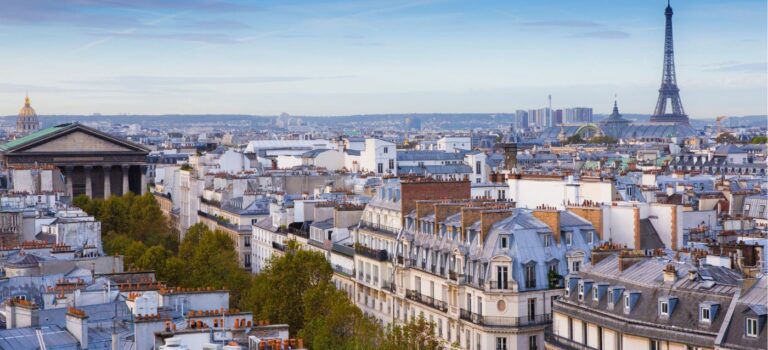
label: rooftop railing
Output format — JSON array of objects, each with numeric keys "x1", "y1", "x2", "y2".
[
  {"x1": 358, "y1": 221, "x2": 400, "y2": 236},
  {"x1": 355, "y1": 245, "x2": 389, "y2": 261}
]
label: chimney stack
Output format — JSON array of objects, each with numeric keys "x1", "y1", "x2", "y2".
[
  {"x1": 663, "y1": 264, "x2": 677, "y2": 283},
  {"x1": 66, "y1": 307, "x2": 89, "y2": 349}
]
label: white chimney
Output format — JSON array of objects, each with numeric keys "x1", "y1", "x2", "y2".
[{"x1": 66, "y1": 308, "x2": 89, "y2": 349}]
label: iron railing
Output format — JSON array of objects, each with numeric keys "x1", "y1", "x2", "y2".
[
  {"x1": 358, "y1": 221, "x2": 400, "y2": 235},
  {"x1": 272, "y1": 241, "x2": 286, "y2": 251},
  {"x1": 355, "y1": 245, "x2": 389, "y2": 261},
  {"x1": 544, "y1": 331, "x2": 598, "y2": 350},
  {"x1": 459, "y1": 312, "x2": 552, "y2": 328},
  {"x1": 406, "y1": 290, "x2": 448, "y2": 313}
]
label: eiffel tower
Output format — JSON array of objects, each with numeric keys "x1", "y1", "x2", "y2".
[{"x1": 650, "y1": 0, "x2": 689, "y2": 125}]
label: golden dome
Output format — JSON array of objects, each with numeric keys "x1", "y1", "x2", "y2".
[{"x1": 19, "y1": 95, "x2": 37, "y2": 117}]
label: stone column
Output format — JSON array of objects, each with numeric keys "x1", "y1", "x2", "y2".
[
  {"x1": 64, "y1": 166, "x2": 74, "y2": 198},
  {"x1": 84, "y1": 166, "x2": 93, "y2": 198},
  {"x1": 122, "y1": 165, "x2": 130, "y2": 195},
  {"x1": 103, "y1": 166, "x2": 111, "y2": 199},
  {"x1": 140, "y1": 165, "x2": 147, "y2": 195}
]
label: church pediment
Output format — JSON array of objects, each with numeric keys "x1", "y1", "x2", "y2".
[
  {"x1": 0, "y1": 123, "x2": 148, "y2": 155},
  {"x1": 22, "y1": 130, "x2": 136, "y2": 153}
]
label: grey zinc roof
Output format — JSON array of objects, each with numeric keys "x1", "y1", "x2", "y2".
[
  {"x1": 0, "y1": 325, "x2": 79, "y2": 350},
  {"x1": 398, "y1": 165, "x2": 473, "y2": 175},
  {"x1": 397, "y1": 150, "x2": 465, "y2": 161}
]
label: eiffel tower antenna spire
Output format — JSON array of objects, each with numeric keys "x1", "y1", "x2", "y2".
[{"x1": 650, "y1": 0, "x2": 689, "y2": 125}]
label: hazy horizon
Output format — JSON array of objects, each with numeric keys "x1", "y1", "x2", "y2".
[{"x1": 1, "y1": 0, "x2": 765, "y2": 118}]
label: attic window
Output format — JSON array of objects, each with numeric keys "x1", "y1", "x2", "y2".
[
  {"x1": 747, "y1": 318, "x2": 758, "y2": 337},
  {"x1": 700, "y1": 307, "x2": 711, "y2": 323},
  {"x1": 500, "y1": 236, "x2": 508, "y2": 249},
  {"x1": 542, "y1": 234, "x2": 551, "y2": 247},
  {"x1": 660, "y1": 301, "x2": 669, "y2": 316},
  {"x1": 592, "y1": 287, "x2": 599, "y2": 301},
  {"x1": 565, "y1": 232, "x2": 573, "y2": 246}
]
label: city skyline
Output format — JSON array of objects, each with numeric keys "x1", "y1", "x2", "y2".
[{"x1": 0, "y1": 0, "x2": 765, "y2": 118}]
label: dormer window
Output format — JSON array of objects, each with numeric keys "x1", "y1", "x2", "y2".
[
  {"x1": 500, "y1": 236, "x2": 508, "y2": 249},
  {"x1": 747, "y1": 318, "x2": 758, "y2": 337},
  {"x1": 699, "y1": 302, "x2": 719, "y2": 323},
  {"x1": 578, "y1": 283, "x2": 584, "y2": 301},
  {"x1": 624, "y1": 294, "x2": 630, "y2": 309},
  {"x1": 660, "y1": 301, "x2": 669, "y2": 316},
  {"x1": 565, "y1": 232, "x2": 573, "y2": 246},
  {"x1": 592, "y1": 287, "x2": 599, "y2": 301},
  {"x1": 542, "y1": 234, "x2": 551, "y2": 247}
]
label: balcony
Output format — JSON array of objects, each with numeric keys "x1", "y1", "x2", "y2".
[
  {"x1": 449, "y1": 270, "x2": 457, "y2": 281},
  {"x1": 460, "y1": 308, "x2": 483, "y2": 324},
  {"x1": 332, "y1": 264, "x2": 354, "y2": 277},
  {"x1": 287, "y1": 227, "x2": 309, "y2": 239},
  {"x1": 459, "y1": 311, "x2": 552, "y2": 328},
  {"x1": 272, "y1": 241, "x2": 286, "y2": 251},
  {"x1": 358, "y1": 221, "x2": 401, "y2": 236},
  {"x1": 405, "y1": 290, "x2": 448, "y2": 313},
  {"x1": 544, "y1": 330, "x2": 598, "y2": 350},
  {"x1": 383, "y1": 281, "x2": 396, "y2": 293},
  {"x1": 355, "y1": 245, "x2": 389, "y2": 261},
  {"x1": 489, "y1": 279, "x2": 509, "y2": 290}
]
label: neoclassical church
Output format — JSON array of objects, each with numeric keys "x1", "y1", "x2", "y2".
[
  {"x1": 1, "y1": 96, "x2": 149, "y2": 199},
  {"x1": 15, "y1": 95, "x2": 40, "y2": 136}
]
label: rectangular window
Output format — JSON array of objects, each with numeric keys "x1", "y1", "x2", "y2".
[
  {"x1": 649, "y1": 339, "x2": 659, "y2": 350},
  {"x1": 496, "y1": 337, "x2": 507, "y2": 350},
  {"x1": 572, "y1": 261, "x2": 581, "y2": 273},
  {"x1": 660, "y1": 301, "x2": 669, "y2": 316},
  {"x1": 525, "y1": 264, "x2": 536, "y2": 289},
  {"x1": 528, "y1": 298, "x2": 536, "y2": 321},
  {"x1": 747, "y1": 318, "x2": 758, "y2": 337},
  {"x1": 476, "y1": 160, "x2": 482, "y2": 174},
  {"x1": 389, "y1": 159, "x2": 395, "y2": 170},
  {"x1": 566, "y1": 232, "x2": 573, "y2": 246},
  {"x1": 624, "y1": 295, "x2": 630, "y2": 309},
  {"x1": 528, "y1": 335, "x2": 538, "y2": 350},
  {"x1": 496, "y1": 266, "x2": 508, "y2": 289},
  {"x1": 593, "y1": 287, "x2": 599, "y2": 301},
  {"x1": 542, "y1": 234, "x2": 551, "y2": 247},
  {"x1": 377, "y1": 163, "x2": 383, "y2": 173},
  {"x1": 700, "y1": 307, "x2": 710, "y2": 322},
  {"x1": 383, "y1": 147, "x2": 388, "y2": 154},
  {"x1": 500, "y1": 236, "x2": 508, "y2": 249}
]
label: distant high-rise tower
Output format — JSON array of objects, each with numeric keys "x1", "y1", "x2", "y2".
[
  {"x1": 16, "y1": 95, "x2": 40, "y2": 136},
  {"x1": 650, "y1": 1, "x2": 689, "y2": 125}
]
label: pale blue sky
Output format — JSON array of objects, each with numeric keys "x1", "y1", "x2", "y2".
[{"x1": 0, "y1": 0, "x2": 765, "y2": 118}]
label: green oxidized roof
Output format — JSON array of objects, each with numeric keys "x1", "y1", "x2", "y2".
[{"x1": 0, "y1": 123, "x2": 73, "y2": 152}]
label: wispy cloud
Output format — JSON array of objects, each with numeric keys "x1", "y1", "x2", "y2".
[
  {"x1": 521, "y1": 20, "x2": 600, "y2": 28},
  {"x1": 569, "y1": 30, "x2": 630, "y2": 39},
  {"x1": 704, "y1": 62, "x2": 766, "y2": 73},
  {"x1": 68, "y1": 75, "x2": 355, "y2": 87}
]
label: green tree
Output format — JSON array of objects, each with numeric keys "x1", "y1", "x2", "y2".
[
  {"x1": 136, "y1": 245, "x2": 172, "y2": 274},
  {"x1": 123, "y1": 240, "x2": 147, "y2": 268},
  {"x1": 589, "y1": 135, "x2": 618, "y2": 144},
  {"x1": 299, "y1": 282, "x2": 381, "y2": 350},
  {"x1": 564, "y1": 134, "x2": 584, "y2": 144},
  {"x1": 716, "y1": 132, "x2": 738, "y2": 144},
  {"x1": 244, "y1": 242, "x2": 333, "y2": 336},
  {"x1": 379, "y1": 315, "x2": 450, "y2": 350},
  {"x1": 750, "y1": 135, "x2": 767, "y2": 144}
]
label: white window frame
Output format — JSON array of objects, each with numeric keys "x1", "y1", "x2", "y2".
[
  {"x1": 660, "y1": 301, "x2": 669, "y2": 316},
  {"x1": 700, "y1": 306, "x2": 711, "y2": 323},
  {"x1": 593, "y1": 287, "x2": 599, "y2": 301},
  {"x1": 746, "y1": 318, "x2": 758, "y2": 337}
]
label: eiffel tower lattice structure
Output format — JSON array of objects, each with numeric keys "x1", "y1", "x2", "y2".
[{"x1": 650, "y1": 1, "x2": 689, "y2": 125}]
